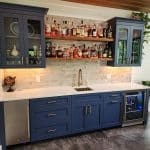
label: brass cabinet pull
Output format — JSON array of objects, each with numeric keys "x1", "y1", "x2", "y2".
[
  {"x1": 21, "y1": 56, "x2": 24, "y2": 64},
  {"x1": 48, "y1": 128, "x2": 56, "y2": 133},
  {"x1": 47, "y1": 113, "x2": 56, "y2": 117},
  {"x1": 26, "y1": 57, "x2": 29, "y2": 64},
  {"x1": 47, "y1": 101, "x2": 57, "y2": 104}
]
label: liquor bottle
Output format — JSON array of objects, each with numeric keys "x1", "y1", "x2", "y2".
[
  {"x1": 107, "y1": 25, "x2": 113, "y2": 38},
  {"x1": 92, "y1": 24, "x2": 97, "y2": 37},
  {"x1": 103, "y1": 28, "x2": 107, "y2": 38},
  {"x1": 73, "y1": 46, "x2": 79, "y2": 58},
  {"x1": 103, "y1": 44, "x2": 108, "y2": 58},
  {"x1": 72, "y1": 22, "x2": 77, "y2": 36},
  {"x1": 97, "y1": 24, "x2": 103, "y2": 38},
  {"x1": 51, "y1": 19, "x2": 57, "y2": 36},
  {"x1": 88, "y1": 25, "x2": 93, "y2": 37},
  {"x1": 108, "y1": 46, "x2": 112, "y2": 58},
  {"x1": 76, "y1": 25, "x2": 81, "y2": 37},
  {"x1": 82, "y1": 44, "x2": 88, "y2": 58},
  {"x1": 98, "y1": 44, "x2": 103, "y2": 58},
  {"x1": 57, "y1": 24, "x2": 62, "y2": 36},
  {"x1": 45, "y1": 16, "x2": 51, "y2": 36},
  {"x1": 57, "y1": 46, "x2": 63, "y2": 58},
  {"x1": 45, "y1": 41, "x2": 52, "y2": 57},
  {"x1": 67, "y1": 21, "x2": 72, "y2": 36},
  {"x1": 84, "y1": 24, "x2": 88, "y2": 37},
  {"x1": 80, "y1": 20, "x2": 85, "y2": 37},
  {"x1": 78, "y1": 46, "x2": 82, "y2": 57},
  {"x1": 62, "y1": 21, "x2": 67, "y2": 36}
]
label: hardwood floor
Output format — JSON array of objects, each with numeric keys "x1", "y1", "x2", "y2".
[{"x1": 8, "y1": 113, "x2": 150, "y2": 150}]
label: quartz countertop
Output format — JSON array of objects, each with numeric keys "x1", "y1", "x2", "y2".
[{"x1": 0, "y1": 82, "x2": 150, "y2": 102}]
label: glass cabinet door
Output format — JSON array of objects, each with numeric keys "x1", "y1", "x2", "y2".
[
  {"x1": 23, "y1": 16, "x2": 44, "y2": 67},
  {"x1": 130, "y1": 27, "x2": 143, "y2": 65},
  {"x1": 1, "y1": 14, "x2": 24, "y2": 66},
  {"x1": 116, "y1": 25, "x2": 130, "y2": 66}
]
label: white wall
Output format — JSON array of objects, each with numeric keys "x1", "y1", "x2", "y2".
[{"x1": 0, "y1": 0, "x2": 149, "y2": 83}]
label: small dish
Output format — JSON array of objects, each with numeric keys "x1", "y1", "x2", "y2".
[{"x1": 10, "y1": 22, "x2": 35, "y2": 36}]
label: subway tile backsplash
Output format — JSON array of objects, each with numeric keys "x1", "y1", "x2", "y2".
[{"x1": 2, "y1": 59, "x2": 131, "y2": 90}]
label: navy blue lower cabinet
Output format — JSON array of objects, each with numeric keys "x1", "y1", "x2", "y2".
[
  {"x1": 71, "y1": 94, "x2": 103, "y2": 133},
  {"x1": 102, "y1": 92, "x2": 123, "y2": 128},
  {"x1": 0, "y1": 102, "x2": 6, "y2": 150},
  {"x1": 29, "y1": 96, "x2": 71, "y2": 142}
]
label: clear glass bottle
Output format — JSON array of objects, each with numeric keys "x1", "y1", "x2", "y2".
[
  {"x1": 80, "y1": 20, "x2": 85, "y2": 37},
  {"x1": 92, "y1": 24, "x2": 97, "y2": 37}
]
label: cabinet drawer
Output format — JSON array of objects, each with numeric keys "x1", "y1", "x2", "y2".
[
  {"x1": 31, "y1": 123, "x2": 70, "y2": 142},
  {"x1": 30, "y1": 108, "x2": 70, "y2": 128},
  {"x1": 104, "y1": 93, "x2": 121, "y2": 99},
  {"x1": 72, "y1": 95, "x2": 102, "y2": 106},
  {"x1": 30, "y1": 96, "x2": 70, "y2": 112}
]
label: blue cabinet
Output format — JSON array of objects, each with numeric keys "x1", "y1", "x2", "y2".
[
  {"x1": 0, "y1": 102, "x2": 6, "y2": 150},
  {"x1": 102, "y1": 92, "x2": 123, "y2": 128},
  {"x1": 0, "y1": 2, "x2": 48, "y2": 68},
  {"x1": 107, "y1": 17, "x2": 145, "y2": 67},
  {"x1": 71, "y1": 94, "x2": 103, "y2": 133},
  {"x1": 29, "y1": 96, "x2": 71, "y2": 142}
]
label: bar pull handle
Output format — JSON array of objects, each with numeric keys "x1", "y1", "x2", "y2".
[
  {"x1": 48, "y1": 113, "x2": 56, "y2": 117},
  {"x1": 48, "y1": 128, "x2": 56, "y2": 133},
  {"x1": 85, "y1": 106, "x2": 88, "y2": 115},
  {"x1": 89, "y1": 106, "x2": 92, "y2": 115},
  {"x1": 47, "y1": 101, "x2": 57, "y2": 104},
  {"x1": 110, "y1": 100, "x2": 119, "y2": 103},
  {"x1": 111, "y1": 94, "x2": 119, "y2": 97}
]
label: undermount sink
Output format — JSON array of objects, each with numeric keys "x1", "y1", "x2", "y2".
[{"x1": 74, "y1": 87, "x2": 93, "y2": 92}]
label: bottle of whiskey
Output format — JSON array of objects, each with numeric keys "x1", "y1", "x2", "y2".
[
  {"x1": 88, "y1": 25, "x2": 93, "y2": 37},
  {"x1": 62, "y1": 21, "x2": 67, "y2": 36},
  {"x1": 76, "y1": 25, "x2": 81, "y2": 37},
  {"x1": 80, "y1": 20, "x2": 85, "y2": 37},
  {"x1": 67, "y1": 21, "x2": 72, "y2": 36},
  {"x1": 72, "y1": 22, "x2": 77, "y2": 36},
  {"x1": 92, "y1": 24, "x2": 97, "y2": 37},
  {"x1": 103, "y1": 28, "x2": 107, "y2": 38},
  {"x1": 107, "y1": 25, "x2": 113, "y2": 38}
]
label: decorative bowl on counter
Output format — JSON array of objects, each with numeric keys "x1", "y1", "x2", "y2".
[{"x1": 142, "y1": 81, "x2": 150, "y2": 86}]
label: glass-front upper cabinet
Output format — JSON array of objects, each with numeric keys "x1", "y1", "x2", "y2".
[
  {"x1": 117, "y1": 26, "x2": 130, "y2": 66},
  {"x1": 1, "y1": 14, "x2": 24, "y2": 67},
  {"x1": 107, "y1": 17, "x2": 145, "y2": 67},
  {"x1": 130, "y1": 27, "x2": 143, "y2": 65},
  {"x1": 23, "y1": 16, "x2": 45, "y2": 67},
  {"x1": 0, "y1": 3, "x2": 48, "y2": 68}
]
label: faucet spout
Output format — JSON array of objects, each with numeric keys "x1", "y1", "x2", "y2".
[{"x1": 78, "y1": 69, "x2": 83, "y2": 87}]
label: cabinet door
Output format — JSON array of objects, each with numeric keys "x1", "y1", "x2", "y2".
[
  {"x1": 23, "y1": 15, "x2": 45, "y2": 67},
  {"x1": 103, "y1": 94, "x2": 122, "y2": 128},
  {"x1": 129, "y1": 26, "x2": 144, "y2": 66},
  {"x1": 115, "y1": 25, "x2": 130, "y2": 66},
  {"x1": 85, "y1": 104, "x2": 100, "y2": 130},
  {"x1": 1, "y1": 13, "x2": 24, "y2": 67},
  {"x1": 72, "y1": 105, "x2": 86, "y2": 133}
]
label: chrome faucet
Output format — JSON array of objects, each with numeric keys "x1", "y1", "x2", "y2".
[{"x1": 78, "y1": 69, "x2": 83, "y2": 86}]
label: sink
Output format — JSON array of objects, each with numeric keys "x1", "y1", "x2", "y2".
[{"x1": 74, "y1": 87, "x2": 93, "y2": 92}]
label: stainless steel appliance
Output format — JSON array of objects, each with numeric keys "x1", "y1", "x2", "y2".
[
  {"x1": 122, "y1": 90, "x2": 146, "y2": 127},
  {"x1": 4, "y1": 100, "x2": 30, "y2": 146}
]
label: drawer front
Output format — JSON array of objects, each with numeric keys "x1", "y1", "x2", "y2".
[
  {"x1": 30, "y1": 108, "x2": 70, "y2": 128},
  {"x1": 30, "y1": 96, "x2": 70, "y2": 112},
  {"x1": 104, "y1": 92, "x2": 122, "y2": 102},
  {"x1": 31, "y1": 123, "x2": 70, "y2": 142},
  {"x1": 72, "y1": 95, "x2": 102, "y2": 106}
]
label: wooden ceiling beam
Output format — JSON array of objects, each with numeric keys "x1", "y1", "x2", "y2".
[{"x1": 63, "y1": 0, "x2": 150, "y2": 12}]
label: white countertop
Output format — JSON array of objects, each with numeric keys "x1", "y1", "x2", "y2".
[{"x1": 0, "y1": 82, "x2": 149, "y2": 102}]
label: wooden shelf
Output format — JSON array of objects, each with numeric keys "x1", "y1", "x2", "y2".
[
  {"x1": 47, "y1": 57, "x2": 113, "y2": 61},
  {"x1": 45, "y1": 35, "x2": 114, "y2": 42}
]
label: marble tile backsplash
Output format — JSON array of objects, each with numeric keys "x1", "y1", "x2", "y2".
[{"x1": 2, "y1": 59, "x2": 131, "y2": 90}]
